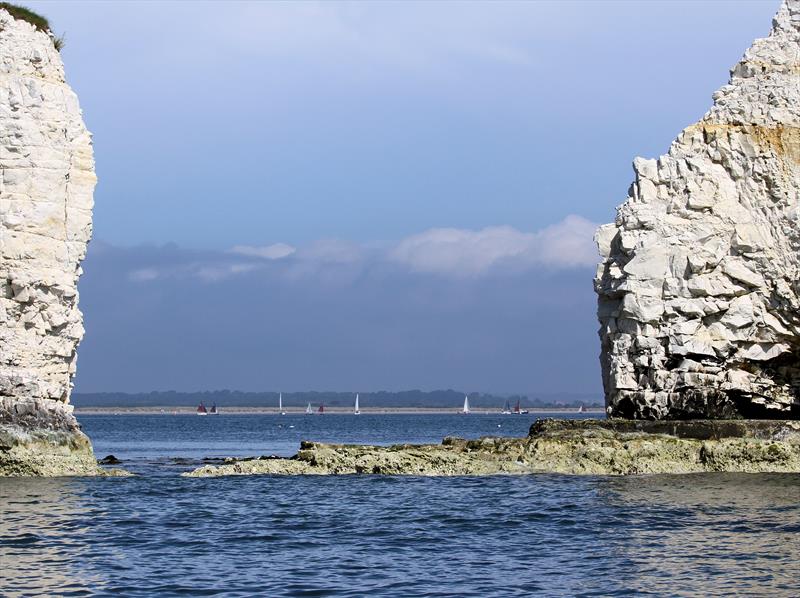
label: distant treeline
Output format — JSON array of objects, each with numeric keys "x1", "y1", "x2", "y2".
[{"x1": 71, "y1": 390, "x2": 602, "y2": 409}]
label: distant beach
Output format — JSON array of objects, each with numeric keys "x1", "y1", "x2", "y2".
[{"x1": 73, "y1": 406, "x2": 605, "y2": 415}]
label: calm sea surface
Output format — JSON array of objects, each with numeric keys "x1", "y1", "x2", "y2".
[{"x1": 1, "y1": 413, "x2": 799, "y2": 596}]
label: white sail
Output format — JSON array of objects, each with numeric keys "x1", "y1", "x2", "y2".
[
  {"x1": 305, "y1": 402, "x2": 313, "y2": 415},
  {"x1": 279, "y1": 392, "x2": 283, "y2": 411},
  {"x1": 354, "y1": 393, "x2": 360, "y2": 414},
  {"x1": 463, "y1": 395, "x2": 470, "y2": 414}
]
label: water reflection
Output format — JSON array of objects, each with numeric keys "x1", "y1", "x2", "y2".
[
  {"x1": 586, "y1": 473, "x2": 800, "y2": 595},
  {"x1": 0, "y1": 478, "x2": 109, "y2": 595}
]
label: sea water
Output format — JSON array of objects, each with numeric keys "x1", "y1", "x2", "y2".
[{"x1": 0, "y1": 413, "x2": 798, "y2": 596}]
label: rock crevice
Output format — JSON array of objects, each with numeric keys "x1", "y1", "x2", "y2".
[{"x1": 595, "y1": 0, "x2": 800, "y2": 419}]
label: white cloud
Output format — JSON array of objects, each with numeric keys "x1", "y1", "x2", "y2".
[
  {"x1": 389, "y1": 215, "x2": 597, "y2": 277},
  {"x1": 128, "y1": 261, "x2": 263, "y2": 284},
  {"x1": 531, "y1": 215, "x2": 601, "y2": 268},
  {"x1": 229, "y1": 243, "x2": 296, "y2": 260},
  {"x1": 390, "y1": 226, "x2": 531, "y2": 276},
  {"x1": 129, "y1": 268, "x2": 160, "y2": 282},
  {"x1": 124, "y1": 215, "x2": 597, "y2": 284},
  {"x1": 194, "y1": 263, "x2": 259, "y2": 283}
]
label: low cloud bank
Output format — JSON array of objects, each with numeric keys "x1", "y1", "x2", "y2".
[
  {"x1": 123, "y1": 215, "x2": 597, "y2": 284},
  {"x1": 77, "y1": 214, "x2": 601, "y2": 394},
  {"x1": 390, "y1": 215, "x2": 596, "y2": 276}
]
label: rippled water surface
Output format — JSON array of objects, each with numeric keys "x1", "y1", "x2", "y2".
[{"x1": 1, "y1": 414, "x2": 799, "y2": 596}]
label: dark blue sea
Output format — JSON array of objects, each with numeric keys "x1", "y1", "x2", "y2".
[{"x1": 1, "y1": 413, "x2": 799, "y2": 596}]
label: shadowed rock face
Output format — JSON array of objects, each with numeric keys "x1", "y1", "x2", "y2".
[
  {"x1": 595, "y1": 0, "x2": 800, "y2": 420},
  {"x1": 0, "y1": 9, "x2": 98, "y2": 474}
]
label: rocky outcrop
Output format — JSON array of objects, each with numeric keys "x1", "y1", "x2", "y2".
[
  {"x1": 0, "y1": 7, "x2": 99, "y2": 475},
  {"x1": 0, "y1": 397, "x2": 98, "y2": 475},
  {"x1": 184, "y1": 419, "x2": 800, "y2": 477},
  {"x1": 595, "y1": 0, "x2": 800, "y2": 419}
]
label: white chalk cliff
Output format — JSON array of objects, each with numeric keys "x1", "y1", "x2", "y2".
[
  {"x1": 596, "y1": 0, "x2": 800, "y2": 419},
  {"x1": 0, "y1": 7, "x2": 97, "y2": 474}
]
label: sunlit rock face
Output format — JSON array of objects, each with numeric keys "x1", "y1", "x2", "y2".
[
  {"x1": 0, "y1": 8, "x2": 97, "y2": 474},
  {"x1": 595, "y1": 0, "x2": 800, "y2": 419}
]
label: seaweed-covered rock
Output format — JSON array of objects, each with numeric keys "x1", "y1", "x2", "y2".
[
  {"x1": 0, "y1": 397, "x2": 99, "y2": 475},
  {"x1": 183, "y1": 419, "x2": 800, "y2": 477}
]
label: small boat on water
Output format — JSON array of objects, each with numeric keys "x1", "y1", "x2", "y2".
[
  {"x1": 279, "y1": 392, "x2": 286, "y2": 416},
  {"x1": 209, "y1": 403, "x2": 219, "y2": 415},
  {"x1": 305, "y1": 403, "x2": 313, "y2": 415},
  {"x1": 513, "y1": 399, "x2": 529, "y2": 415},
  {"x1": 578, "y1": 404, "x2": 587, "y2": 413},
  {"x1": 462, "y1": 395, "x2": 470, "y2": 414},
  {"x1": 197, "y1": 403, "x2": 208, "y2": 416},
  {"x1": 354, "y1": 393, "x2": 360, "y2": 415},
  {"x1": 501, "y1": 400, "x2": 512, "y2": 415},
  {"x1": 317, "y1": 404, "x2": 325, "y2": 415}
]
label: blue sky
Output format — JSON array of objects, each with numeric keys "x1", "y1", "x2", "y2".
[{"x1": 27, "y1": 0, "x2": 778, "y2": 395}]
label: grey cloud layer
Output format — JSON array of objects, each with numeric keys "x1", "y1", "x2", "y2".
[
  {"x1": 77, "y1": 216, "x2": 601, "y2": 395},
  {"x1": 125, "y1": 215, "x2": 597, "y2": 284}
]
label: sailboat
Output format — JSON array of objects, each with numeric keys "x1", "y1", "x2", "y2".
[
  {"x1": 462, "y1": 395, "x2": 470, "y2": 414},
  {"x1": 317, "y1": 404, "x2": 325, "y2": 415},
  {"x1": 196, "y1": 402, "x2": 208, "y2": 416},
  {"x1": 514, "y1": 399, "x2": 529, "y2": 415},
  {"x1": 354, "y1": 393, "x2": 360, "y2": 415},
  {"x1": 209, "y1": 403, "x2": 219, "y2": 415},
  {"x1": 501, "y1": 400, "x2": 512, "y2": 415},
  {"x1": 305, "y1": 403, "x2": 313, "y2": 415},
  {"x1": 279, "y1": 392, "x2": 286, "y2": 415},
  {"x1": 577, "y1": 404, "x2": 587, "y2": 413}
]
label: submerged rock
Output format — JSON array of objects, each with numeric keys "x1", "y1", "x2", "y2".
[
  {"x1": 183, "y1": 419, "x2": 800, "y2": 477},
  {"x1": 595, "y1": 0, "x2": 800, "y2": 419},
  {"x1": 0, "y1": 7, "x2": 100, "y2": 475}
]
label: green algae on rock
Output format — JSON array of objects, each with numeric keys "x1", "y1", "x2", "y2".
[
  {"x1": 183, "y1": 418, "x2": 800, "y2": 477},
  {"x1": 0, "y1": 398, "x2": 112, "y2": 476}
]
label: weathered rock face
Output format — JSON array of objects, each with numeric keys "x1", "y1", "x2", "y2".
[
  {"x1": 595, "y1": 0, "x2": 800, "y2": 420},
  {"x1": 0, "y1": 9, "x2": 98, "y2": 474}
]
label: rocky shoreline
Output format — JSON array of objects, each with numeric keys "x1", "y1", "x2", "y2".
[
  {"x1": 184, "y1": 418, "x2": 800, "y2": 477},
  {"x1": 0, "y1": 398, "x2": 111, "y2": 476}
]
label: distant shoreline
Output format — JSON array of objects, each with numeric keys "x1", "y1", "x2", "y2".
[{"x1": 74, "y1": 406, "x2": 605, "y2": 415}]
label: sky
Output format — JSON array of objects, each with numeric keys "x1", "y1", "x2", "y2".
[{"x1": 26, "y1": 0, "x2": 779, "y2": 396}]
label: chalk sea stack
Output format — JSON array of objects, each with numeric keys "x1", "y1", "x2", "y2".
[
  {"x1": 596, "y1": 0, "x2": 800, "y2": 420},
  {"x1": 0, "y1": 5, "x2": 99, "y2": 475}
]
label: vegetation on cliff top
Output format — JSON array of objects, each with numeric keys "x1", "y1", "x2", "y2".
[{"x1": 0, "y1": 2, "x2": 64, "y2": 50}]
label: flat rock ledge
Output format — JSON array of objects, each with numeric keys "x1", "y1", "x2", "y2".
[
  {"x1": 0, "y1": 398, "x2": 115, "y2": 476},
  {"x1": 184, "y1": 418, "x2": 800, "y2": 477}
]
